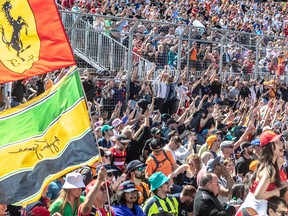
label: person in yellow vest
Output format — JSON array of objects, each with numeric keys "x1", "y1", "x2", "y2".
[{"x1": 142, "y1": 172, "x2": 179, "y2": 216}]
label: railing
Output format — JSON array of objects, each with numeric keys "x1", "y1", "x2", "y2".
[{"x1": 58, "y1": 10, "x2": 288, "y2": 83}]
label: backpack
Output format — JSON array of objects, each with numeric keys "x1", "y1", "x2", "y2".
[{"x1": 149, "y1": 149, "x2": 169, "y2": 173}]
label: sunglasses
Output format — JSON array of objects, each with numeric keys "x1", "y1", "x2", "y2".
[
  {"x1": 107, "y1": 172, "x2": 114, "y2": 177},
  {"x1": 135, "y1": 167, "x2": 145, "y2": 172}
]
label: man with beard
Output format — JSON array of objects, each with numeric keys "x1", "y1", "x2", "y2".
[
  {"x1": 142, "y1": 172, "x2": 179, "y2": 215},
  {"x1": 235, "y1": 142, "x2": 254, "y2": 179},
  {"x1": 126, "y1": 160, "x2": 150, "y2": 205},
  {"x1": 172, "y1": 185, "x2": 196, "y2": 216}
]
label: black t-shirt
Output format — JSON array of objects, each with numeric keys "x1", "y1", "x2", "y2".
[
  {"x1": 235, "y1": 156, "x2": 251, "y2": 177},
  {"x1": 210, "y1": 81, "x2": 222, "y2": 96},
  {"x1": 173, "y1": 193, "x2": 193, "y2": 216},
  {"x1": 280, "y1": 87, "x2": 288, "y2": 102}
]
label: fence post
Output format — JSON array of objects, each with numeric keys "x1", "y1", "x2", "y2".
[
  {"x1": 71, "y1": 12, "x2": 82, "y2": 50},
  {"x1": 219, "y1": 33, "x2": 228, "y2": 80},
  {"x1": 177, "y1": 34, "x2": 183, "y2": 71},
  {"x1": 125, "y1": 20, "x2": 140, "y2": 104},
  {"x1": 84, "y1": 22, "x2": 89, "y2": 55},
  {"x1": 186, "y1": 26, "x2": 191, "y2": 74},
  {"x1": 254, "y1": 36, "x2": 263, "y2": 80}
]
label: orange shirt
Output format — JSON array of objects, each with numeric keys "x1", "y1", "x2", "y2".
[
  {"x1": 135, "y1": 182, "x2": 151, "y2": 205},
  {"x1": 145, "y1": 149, "x2": 176, "y2": 177},
  {"x1": 190, "y1": 48, "x2": 197, "y2": 61}
]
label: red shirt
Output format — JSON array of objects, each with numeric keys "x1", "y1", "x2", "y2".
[{"x1": 109, "y1": 146, "x2": 127, "y2": 172}]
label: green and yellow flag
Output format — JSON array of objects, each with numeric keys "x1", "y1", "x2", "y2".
[{"x1": 0, "y1": 67, "x2": 98, "y2": 205}]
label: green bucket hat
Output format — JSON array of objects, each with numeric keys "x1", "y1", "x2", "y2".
[{"x1": 149, "y1": 172, "x2": 170, "y2": 191}]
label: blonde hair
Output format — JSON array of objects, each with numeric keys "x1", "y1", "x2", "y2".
[{"x1": 57, "y1": 189, "x2": 81, "y2": 215}]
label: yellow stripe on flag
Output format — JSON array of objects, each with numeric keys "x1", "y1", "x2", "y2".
[{"x1": 0, "y1": 100, "x2": 90, "y2": 178}]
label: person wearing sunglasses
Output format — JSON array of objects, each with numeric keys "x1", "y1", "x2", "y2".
[
  {"x1": 126, "y1": 160, "x2": 151, "y2": 205},
  {"x1": 206, "y1": 156, "x2": 235, "y2": 205},
  {"x1": 267, "y1": 196, "x2": 288, "y2": 216},
  {"x1": 235, "y1": 142, "x2": 254, "y2": 179},
  {"x1": 219, "y1": 140, "x2": 234, "y2": 161},
  {"x1": 112, "y1": 181, "x2": 145, "y2": 216},
  {"x1": 109, "y1": 134, "x2": 131, "y2": 172}
]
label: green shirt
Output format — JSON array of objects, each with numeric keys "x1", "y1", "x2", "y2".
[{"x1": 49, "y1": 195, "x2": 85, "y2": 216}]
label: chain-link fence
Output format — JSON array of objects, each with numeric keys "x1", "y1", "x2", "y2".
[{"x1": 58, "y1": 9, "x2": 288, "y2": 114}]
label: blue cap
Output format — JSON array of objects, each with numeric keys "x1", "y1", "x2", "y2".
[
  {"x1": 251, "y1": 139, "x2": 260, "y2": 146},
  {"x1": 149, "y1": 172, "x2": 170, "y2": 191}
]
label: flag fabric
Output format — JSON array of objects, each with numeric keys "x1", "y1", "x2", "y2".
[
  {"x1": 0, "y1": 67, "x2": 98, "y2": 205},
  {"x1": 0, "y1": 0, "x2": 75, "y2": 84}
]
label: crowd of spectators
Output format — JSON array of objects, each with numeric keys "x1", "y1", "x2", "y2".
[
  {"x1": 59, "y1": 0, "x2": 287, "y2": 77},
  {"x1": 2, "y1": 63, "x2": 288, "y2": 215},
  {"x1": 1, "y1": 0, "x2": 288, "y2": 216}
]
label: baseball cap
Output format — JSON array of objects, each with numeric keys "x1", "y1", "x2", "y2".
[
  {"x1": 236, "y1": 207, "x2": 259, "y2": 216},
  {"x1": 210, "y1": 129, "x2": 222, "y2": 135},
  {"x1": 151, "y1": 127, "x2": 161, "y2": 134},
  {"x1": 249, "y1": 160, "x2": 259, "y2": 172},
  {"x1": 116, "y1": 134, "x2": 131, "y2": 143},
  {"x1": 251, "y1": 139, "x2": 260, "y2": 146},
  {"x1": 259, "y1": 130, "x2": 282, "y2": 147},
  {"x1": 101, "y1": 125, "x2": 114, "y2": 133},
  {"x1": 167, "y1": 119, "x2": 177, "y2": 125},
  {"x1": 95, "y1": 164, "x2": 119, "y2": 178},
  {"x1": 119, "y1": 181, "x2": 138, "y2": 193},
  {"x1": 206, "y1": 135, "x2": 218, "y2": 150},
  {"x1": 240, "y1": 142, "x2": 252, "y2": 153},
  {"x1": 217, "y1": 123, "x2": 227, "y2": 130},
  {"x1": 220, "y1": 140, "x2": 234, "y2": 150}
]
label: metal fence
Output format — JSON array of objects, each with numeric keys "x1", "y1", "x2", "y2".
[{"x1": 58, "y1": 9, "x2": 287, "y2": 115}]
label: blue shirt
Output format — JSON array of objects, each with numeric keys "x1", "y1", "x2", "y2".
[
  {"x1": 98, "y1": 138, "x2": 112, "y2": 148},
  {"x1": 112, "y1": 204, "x2": 145, "y2": 216}
]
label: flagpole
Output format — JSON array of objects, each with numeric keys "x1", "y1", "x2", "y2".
[{"x1": 76, "y1": 68, "x2": 113, "y2": 216}]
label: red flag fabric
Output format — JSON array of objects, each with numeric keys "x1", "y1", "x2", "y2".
[{"x1": 0, "y1": 0, "x2": 75, "y2": 83}]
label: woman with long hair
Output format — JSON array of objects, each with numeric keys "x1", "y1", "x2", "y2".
[
  {"x1": 169, "y1": 154, "x2": 202, "y2": 189},
  {"x1": 49, "y1": 173, "x2": 86, "y2": 216},
  {"x1": 237, "y1": 130, "x2": 285, "y2": 215},
  {"x1": 112, "y1": 181, "x2": 145, "y2": 216}
]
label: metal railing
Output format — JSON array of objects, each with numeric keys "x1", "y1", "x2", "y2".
[{"x1": 58, "y1": 10, "x2": 287, "y2": 83}]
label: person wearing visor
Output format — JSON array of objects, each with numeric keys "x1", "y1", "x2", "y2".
[
  {"x1": 112, "y1": 181, "x2": 145, "y2": 216},
  {"x1": 142, "y1": 172, "x2": 179, "y2": 216},
  {"x1": 110, "y1": 134, "x2": 131, "y2": 172}
]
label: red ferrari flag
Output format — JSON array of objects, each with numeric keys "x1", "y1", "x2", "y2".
[{"x1": 0, "y1": 0, "x2": 75, "y2": 83}]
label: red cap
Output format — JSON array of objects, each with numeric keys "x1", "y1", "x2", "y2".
[
  {"x1": 31, "y1": 206, "x2": 50, "y2": 216},
  {"x1": 236, "y1": 207, "x2": 259, "y2": 216},
  {"x1": 259, "y1": 130, "x2": 282, "y2": 147}
]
